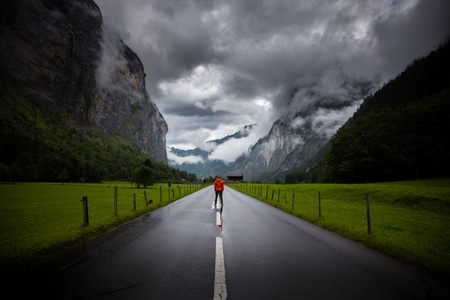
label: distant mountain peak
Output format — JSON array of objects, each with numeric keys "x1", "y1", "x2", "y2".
[
  {"x1": 168, "y1": 124, "x2": 257, "y2": 178},
  {"x1": 206, "y1": 124, "x2": 257, "y2": 145}
]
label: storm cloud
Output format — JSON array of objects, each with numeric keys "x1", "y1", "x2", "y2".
[{"x1": 94, "y1": 0, "x2": 450, "y2": 155}]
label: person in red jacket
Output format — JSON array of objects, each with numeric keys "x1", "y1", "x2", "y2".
[{"x1": 214, "y1": 175, "x2": 225, "y2": 207}]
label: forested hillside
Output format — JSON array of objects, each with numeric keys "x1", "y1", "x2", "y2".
[
  {"x1": 318, "y1": 41, "x2": 450, "y2": 183},
  {"x1": 0, "y1": 92, "x2": 197, "y2": 183}
]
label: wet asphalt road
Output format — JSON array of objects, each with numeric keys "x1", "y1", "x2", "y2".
[{"x1": 12, "y1": 186, "x2": 450, "y2": 299}]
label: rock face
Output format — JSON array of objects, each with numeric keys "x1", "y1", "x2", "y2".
[
  {"x1": 234, "y1": 115, "x2": 329, "y2": 181},
  {"x1": 233, "y1": 78, "x2": 374, "y2": 182},
  {"x1": 0, "y1": 0, "x2": 167, "y2": 161}
]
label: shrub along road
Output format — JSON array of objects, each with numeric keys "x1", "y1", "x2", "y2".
[{"x1": 9, "y1": 187, "x2": 450, "y2": 299}]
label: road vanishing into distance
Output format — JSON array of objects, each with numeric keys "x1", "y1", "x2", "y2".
[{"x1": 11, "y1": 187, "x2": 450, "y2": 299}]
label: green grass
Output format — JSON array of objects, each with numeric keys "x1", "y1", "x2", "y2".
[
  {"x1": 231, "y1": 178, "x2": 450, "y2": 276},
  {"x1": 0, "y1": 182, "x2": 205, "y2": 269}
]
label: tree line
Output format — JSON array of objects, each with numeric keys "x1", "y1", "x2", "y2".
[
  {"x1": 321, "y1": 92, "x2": 449, "y2": 182},
  {"x1": 0, "y1": 91, "x2": 198, "y2": 184},
  {"x1": 282, "y1": 41, "x2": 450, "y2": 184},
  {"x1": 308, "y1": 41, "x2": 450, "y2": 183}
]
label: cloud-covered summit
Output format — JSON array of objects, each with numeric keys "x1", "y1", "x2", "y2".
[{"x1": 95, "y1": 0, "x2": 450, "y2": 161}]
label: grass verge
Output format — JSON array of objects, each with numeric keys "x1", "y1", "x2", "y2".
[
  {"x1": 0, "y1": 182, "x2": 205, "y2": 269},
  {"x1": 230, "y1": 178, "x2": 450, "y2": 276}
]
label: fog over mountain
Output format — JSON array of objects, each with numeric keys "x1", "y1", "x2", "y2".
[
  {"x1": 95, "y1": 0, "x2": 450, "y2": 177},
  {"x1": 167, "y1": 125, "x2": 257, "y2": 179}
]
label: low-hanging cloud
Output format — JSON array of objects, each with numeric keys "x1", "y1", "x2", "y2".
[
  {"x1": 312, "y1": 104, "x2": 362, "y2": 138},
  {"x1": 167, "y1": 149, "x2": 204, "y2": 165},
  {"x1": 207, "y1": 124, "x2": 265, "y2": 164},
  {"x1": 96, "y1": 26, "x2": 121, "y2": 89},
  {"x1": 95, "y1": 0, "x2": 450, "y2": 161}
]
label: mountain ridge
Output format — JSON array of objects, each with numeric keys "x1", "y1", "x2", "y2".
[
  {"x1": 168, "y1": 124, "x2": 257, "y2": 179},
  {"x1": 0, "y1": 0, "x2": 167, "y2": 162},
  {"x1": 206, "y1": 124, "x2": 256, "y2": 145},
  {"x1": 319, "y1": 40, "x2": 450, "y2": 182},
  {"x1": 169, "y1": 74, "x2": 375, "y2": 182}
]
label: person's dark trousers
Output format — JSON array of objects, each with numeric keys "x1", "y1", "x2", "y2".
[{"x1": 214, "y1": 190, "x2": 223, "y2": 206}]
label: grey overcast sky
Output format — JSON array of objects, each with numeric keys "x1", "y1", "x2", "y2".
[{"x1": 94, "y1": 0, "x2": 450, "y2": 163}]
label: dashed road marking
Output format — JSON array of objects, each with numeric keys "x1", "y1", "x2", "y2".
[
  {"x1": 216, "y1": 211, "x2": 222, "y2": 226},
  {"x1": 213, "y1": 202, "x2": 223, "y2": 226},
  {"x1": 214, "y1": 237, "x2": 227, "y2": 300}
]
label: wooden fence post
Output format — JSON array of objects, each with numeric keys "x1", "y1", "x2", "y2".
[
  {"x1": 159, "y1": 186, "x2": 162, "y2": 203},
  {"x1": 318, "y1": 191, "x2": 322, "y2": 217},
  {"x1": 266, "y1": 185, "x2": 269, "y2": 199},
  {"x1": 291, "y1": 190, "x2": 295, "y2": 210},
  {"x1": 271, "y1": 190, "x2": 275, "y2": 201},
  {"x1": 366, "y1": 193, "x2": 371, "y2": 234},
  {"x1": 132, "y1": 193, "x2": 136, "y2": 211},
  {"x1": 114, "y1": 186, "x2": 118, "y2": 217},
  {"x1": 143, "y1": 190, "x2": 148, "y2": 207},
  {"x1": 81, "y1": 196, "x2": 89, "y2": 226}
]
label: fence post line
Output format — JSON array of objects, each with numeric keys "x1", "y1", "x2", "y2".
[
  {"x1": 114, "y1": 186, "x2": 118, "y2": 217},
  {"x1": 159, "y1": 185, "x2": 162, "y2": 203},
  {"x1": 266, "y1": 185, "x2": 269, "y2": 199},
  {"x1": 271, "y1": 189, "x2": 275, "y2": 201},
  {"x1": 81, "y1": 196, "x2": 89, "y2": 226},
  {"x1": 278, "y1": 189, "x2": 280, "y2": 204},
  {"x1": 132, "y1": 193, "x2": 136, "y2": 211},
  {"x1": 318, "y1": 191, "x2": 322, "y2": 217},
  {"x1": 366, "y1": 193, "x2": 372, "y2": 234}
]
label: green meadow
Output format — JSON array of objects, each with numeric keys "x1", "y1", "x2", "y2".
[
  {"x1": 231, "y1": 178, "x2": 450, "y2": 276},
  {"x1": 0, "y1": 182, "x2": 204, "y2": 269}
]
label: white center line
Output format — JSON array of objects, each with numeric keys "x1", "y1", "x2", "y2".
[
  {"x1": 216, "y1": 211, "x2": 222, "y2": 226},
  {"x1": 214, "y1": 237, "x2": 227, "y2": 300}
]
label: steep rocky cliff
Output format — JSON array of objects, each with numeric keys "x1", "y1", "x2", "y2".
[
  {"x1": 233, "y1": 78, "x2": 374, "y2": 182},
  {"x1": 234, "y1": 114, "x2": 329, "y2": 181},
  {"x1": 0, "y1": 0, "x2": 167, "y2": 161}
]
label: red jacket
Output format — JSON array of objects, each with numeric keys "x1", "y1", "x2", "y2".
[{"x1": 214, "y1": 178, "x2": 224, "y2": 191}]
